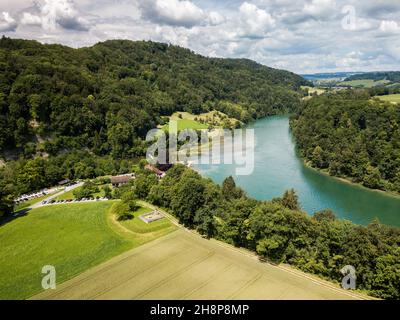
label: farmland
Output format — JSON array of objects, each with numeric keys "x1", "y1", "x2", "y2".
[
  {"x1": 33, "y1": 229, "x2": 367, "y2": 300},
  {"x1": 339, "y1": 79, "x2": 390, "y2": 88}
]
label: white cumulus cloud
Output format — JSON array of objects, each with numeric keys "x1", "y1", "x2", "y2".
[
  {"x1": 0, "y1": 12, "x2": 18, "y2": 32},
  {"x1": 139, "y1": 0, "x2": 206, "y2": 27},
  {"x1": 380, "y1": 20, "x2": 400, "y2": 34},
  {"x1": 238, "y1": 2, "x2": 275, "y2": 38}
]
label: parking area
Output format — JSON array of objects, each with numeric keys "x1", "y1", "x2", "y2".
[{"x1": 41, "y1": 197, "x2": 109, "y2": 206}]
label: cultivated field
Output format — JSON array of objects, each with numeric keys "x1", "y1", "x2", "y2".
[
  {"x1": 339, "y1": 79, "x2": 390, "y2": 88},
  {"x1": 33, "y1": 229, "x2": 366, "y2": 300}
]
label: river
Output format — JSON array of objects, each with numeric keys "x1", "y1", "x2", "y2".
[{"x1": 193, "y1": 115, "x2": 400, "y2": 227}]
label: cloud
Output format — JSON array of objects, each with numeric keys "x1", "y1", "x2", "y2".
[
  {"x1": 20, "y1": 12, "x2": 42, "y2": 26},
  {"x1": 303, "y1": 0, "x2": 337, "y2": 20},
  {"x1": 207, "y1": 11, "x2": 225, "y2": 26},
  {"x1": 238, "y1": 2, "x2": 275, "y2": 38},
  {"x1": 379, "y1": 20, "x2": 400, "y2": 34},
  {"x1": 139, "y1": 0, "x2": 206, "y2": 27},
  {"x1": 18, "y1": 0, "x2": 91, "y2": 31},
  {"x1": 41, "y1": 0, "x2": 90, "y2": 31},
  {"x1": 0, "y1": 12, "x2": 18, "y2": 32}
]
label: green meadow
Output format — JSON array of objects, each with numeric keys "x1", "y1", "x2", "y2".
[{"x1": 0, "y1": 201, "x2": 175, "y2": 299}]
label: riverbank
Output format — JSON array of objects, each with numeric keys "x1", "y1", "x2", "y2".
[{"x1": 300, "y1": 157, "x2": 400, "y2": 201}]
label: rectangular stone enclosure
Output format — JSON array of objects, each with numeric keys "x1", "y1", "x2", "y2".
[{"x1": 139, "y1": 211, "x2": 165, "y2": 224}]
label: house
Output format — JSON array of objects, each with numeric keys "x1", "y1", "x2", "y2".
[
  {"x1": 111, "y1": 174, "x2": 134, "y2": 187},
  {"x1": 145, "y1": 165, "x2": 166, "y2": 178}
]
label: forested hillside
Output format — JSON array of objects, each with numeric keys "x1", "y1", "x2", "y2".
[
  {"x1": 0, "y1": 36, "x2": 307, "y2": 160},
  {"x1": 291, "y1": 91, "x2": 400, "y2": 193}
]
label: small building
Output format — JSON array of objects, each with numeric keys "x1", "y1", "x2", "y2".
[
  {"x1": 111, "y1": 174, "x2": 134, "y2": 188},
  {"x1": 145, "y1": 165, "x2": 166, "y2": 178},
  {"x1": 58, "y1": 179, "x2": 71, "y2": 186}
]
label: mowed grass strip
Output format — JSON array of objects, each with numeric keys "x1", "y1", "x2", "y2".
[
  {"x1": 110, "y1": 205, "x2": 177, "y2": 247},
  {"x1": 0, "y1": 202, "x2": 133, "y2": 300}
]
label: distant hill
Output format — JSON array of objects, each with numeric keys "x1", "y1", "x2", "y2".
[
  {"x1": 0, "y1": 37, "x2": 309, "y2": 159},
  {"x1": 344, "y1": 71, "x2": 400, "y2": 82},
  {"x1": 302, "y1": 72, "x2": 363, "y2": 81}
]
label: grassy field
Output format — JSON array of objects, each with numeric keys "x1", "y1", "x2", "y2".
[
  {"x1": 0, "y1": 201, "x2": 176, "y2": 299},
  {"x1": 33, "y1": 230, "x2": 367, "y2": 300},
  {"x1": 376, "y1": 94, "x2": 400, "y2": 103},
  {"x1": 110, "y1": 204, "x2": 177, "y2": 248},
  {"x1": 339, "y1": 79, "x2": 390, "y2": 88},
  {"x1": 161, "y1": 111, "x2": 240, "y2": 132},
  {"x1": 162, "y1": 118, "x2": 209, "y2": 131}
]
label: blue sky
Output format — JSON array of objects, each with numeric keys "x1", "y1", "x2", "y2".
[{"x1": 0, "y1": 0, "x2": 399, "y2": 74}]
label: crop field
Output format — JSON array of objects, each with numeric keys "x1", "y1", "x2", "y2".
[
  {"x1": 0, "y1": 202, "x2": 176, "y2": 299},
  {"x1": 33, "y1": 229, "x2": 365, "y2": 300},
  {"x1": 339, "y1": 79, "x2": 390, "y2": 88},
  {"x1": 377, "y1": 94, "x2": 400, "y2": 104}
]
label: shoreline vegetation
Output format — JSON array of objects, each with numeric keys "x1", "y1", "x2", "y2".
[{"x1": 302, "y1": 158, "x2": 400, "y2": 200}]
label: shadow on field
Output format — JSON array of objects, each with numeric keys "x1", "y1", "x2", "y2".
[{"x1": 0, "y1": 208, "x2": 32, "y2": 227}]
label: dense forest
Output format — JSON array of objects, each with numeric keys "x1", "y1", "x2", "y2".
[
  {"x1": 118, "y1": 165, "x2": 400, "y2": 299},
  {"x1": 0, "y1": 36, "x2": 307, "y2": 160},
  {"x1": 291, "y1": 91, "x2": 400, "y2": 193}
]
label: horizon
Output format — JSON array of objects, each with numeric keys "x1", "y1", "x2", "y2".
[{"x1": 0, "y1": 0, "x2": 399, "y2": 74}]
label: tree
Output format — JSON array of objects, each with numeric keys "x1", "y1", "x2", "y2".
[
  {"x1": 111, "y1": 201, "x2": 133, "y2": 221},
  {"x1": 0, "y1": 190, "x2": 14, "y2": 216},
  {"x1": 73, "y1": 181, "x2": 99, "y2": 199},
  {"x1": 312, "y1": 146, "x2": 325, "y2": 168},
  {"x1": 222, "y1": 176, "x2": 243, "y2": 200},
  {"x1": 313, "y1": 209, "x2": 336, "y2": 222},
  {"x1": 103, "y1": 185, "x2": 112, "y2": 199},
  {"x1": 134, "y1": 173, "x2": 158, "y2": 199},
  {"x1": 281, "y1": 189, "x2": 300, "y2": 210},
  {"x1": 170, "y1": 171, "x2": 206, "y2": 226},
  {"x1": 121, "y1": 191, "x2": 138, "y2": 211},
  {"x1": 363, "y1": 165, "x2": 382, "y2": 189}
]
